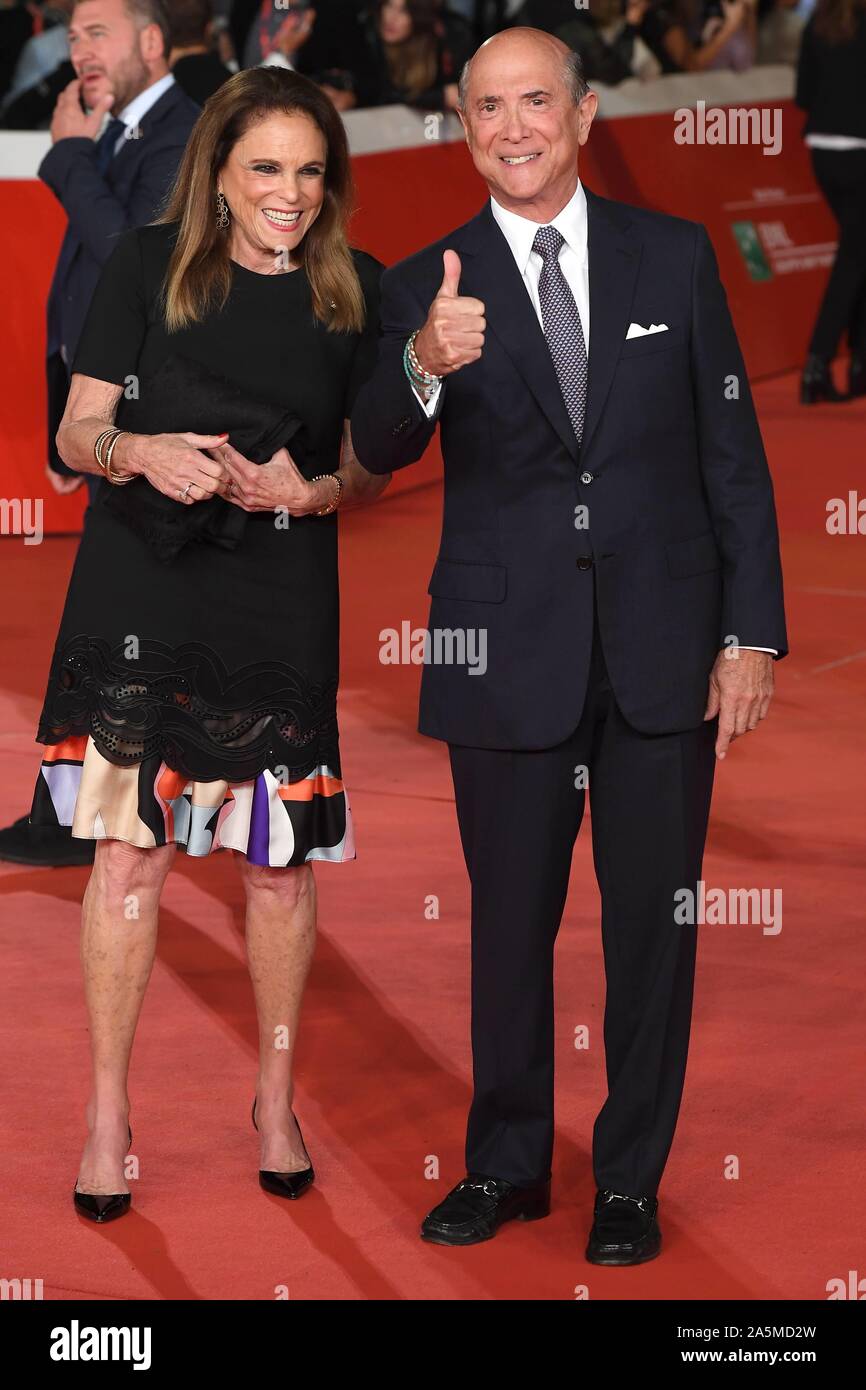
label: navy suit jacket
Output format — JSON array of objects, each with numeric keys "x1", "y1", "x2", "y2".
[
  {"x1": 39, "y1": 80, "x2": 201, "y2": 474},
  {"x1": 351, "y1": 187, "x2": 788, "y2": 745}
]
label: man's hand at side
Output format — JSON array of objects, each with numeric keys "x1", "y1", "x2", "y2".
[
  {"x1": 704, "y1": 648, "x2": 774, "y2": 760},
  {"x1": 46, "y1": 463, "x2": 85, "y2": 494}
]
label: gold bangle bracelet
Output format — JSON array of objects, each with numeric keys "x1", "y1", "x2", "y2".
[
  {"x1": 103, "y1": 428, "x2": 132, "y2": 478},
  {"x1": 95, "y1": 427, "x2": 126, "y2": 476},
  {"x1": 103, "y1": 430, "x2": 135, "y2": 483},
  {"x1": 93, "y1": 428, "x2": 118, "y2": 473}
]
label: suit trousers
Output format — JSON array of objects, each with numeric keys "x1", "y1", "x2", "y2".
[{"x1": 447, "y1": 594, "x2": 717, "y2": 1199}]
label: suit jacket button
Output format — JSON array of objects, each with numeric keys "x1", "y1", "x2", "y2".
[
  {"x1": 576, "y1": 555, "x2": 593, "y2": 570},
  {"x1": 580, "y1": 471, "x2": 594, "y2": 485}
]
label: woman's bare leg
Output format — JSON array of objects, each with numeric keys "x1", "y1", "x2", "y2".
[
  {"x1": 238, "y1": 858, "x2": 317, "y2": 1172},
  {"x1": 75, "y1": 839, "x2": 176, "y2": 1195}
]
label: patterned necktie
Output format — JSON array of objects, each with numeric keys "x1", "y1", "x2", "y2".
[
  {"x1": 96, "y1": 116, "x2": 125, "y2": 174},
  {"x1": 531, "y1": 224, "x2": 588, "y2": 445}
]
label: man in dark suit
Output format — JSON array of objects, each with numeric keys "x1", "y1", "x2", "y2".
[
  {"x1": 351, "y1": 26, "x2": 787, "y2": 1264},
  {"x1": 41, "y1": 0, "x2": 201, "y2": 498},
  {"x1": 0, "y1": 0, "x2": 200, "y2": 869}
]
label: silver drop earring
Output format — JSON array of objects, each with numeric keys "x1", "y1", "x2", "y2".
[{"x1": 216, "y1": 190, "x2": 230, "y2": 229}]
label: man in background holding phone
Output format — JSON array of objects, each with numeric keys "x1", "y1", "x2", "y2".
[{"x1": 229, "y1": 0, "x2": 362, "y2": 110}]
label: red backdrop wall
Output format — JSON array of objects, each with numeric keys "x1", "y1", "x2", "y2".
[{"x1": 0, "y1": 98, "x2": 834, "y2": 533}]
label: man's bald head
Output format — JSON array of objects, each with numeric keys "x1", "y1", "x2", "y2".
[
  {"x1": 453, "y1": 24, "x2": 597, "y2": 224},
  {"x1": 457, "y1": 27, "x2": 588, "y2": 112}
]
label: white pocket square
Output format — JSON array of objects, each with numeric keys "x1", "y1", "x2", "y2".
[{"x1": 626, "y1": 322, "x2": 669, "y2": 339}]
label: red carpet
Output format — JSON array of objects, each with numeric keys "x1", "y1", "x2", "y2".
[{"x1": 1, "y1": 371, "x2": 864, "y2": 1300}]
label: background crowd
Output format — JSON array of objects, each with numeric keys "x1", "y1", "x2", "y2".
[{"x1": 0, "y1": 0, "x2": 823, "y2": 129}]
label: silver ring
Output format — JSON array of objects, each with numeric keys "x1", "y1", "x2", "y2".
[{"x1": 180, "y1": 481, "x2": 193, "y2": 500}]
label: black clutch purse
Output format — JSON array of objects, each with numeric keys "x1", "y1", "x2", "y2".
[{"x1": 104, "y1": 352, "x2": 320, "y2": 563}]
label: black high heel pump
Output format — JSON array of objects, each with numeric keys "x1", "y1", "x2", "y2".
[
  {"x1": 73, "y1": 1123, "x2": 133, "y2": 1223},
  {"x1": 800, "y1": 354, "x2": 847, "y2": 404},
  {"x1": 252, "y1": 1098, "x2": 315, "y2": 1199}
]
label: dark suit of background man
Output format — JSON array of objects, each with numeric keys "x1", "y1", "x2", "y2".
[
  {"x1": 352, "y1": 27, "x2": 787, "y2": 1265},
  {"x1": 40, "y1": 0, "x2": 200, "y2": 496},
  {"x1": 0, "y1": 0, "x2": 200, "y2": 871}
]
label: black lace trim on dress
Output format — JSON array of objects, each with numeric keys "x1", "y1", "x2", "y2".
[{"x1": 36, "y1": 635, "x2": 340, "y2": 785}]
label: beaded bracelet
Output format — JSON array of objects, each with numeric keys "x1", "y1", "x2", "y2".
[
  {"x1": 311, "y1": 472, "x2": 343, "y2": 516},
  {"x1": 403, "y1": 329, "x2": 441, "y2": 392}
]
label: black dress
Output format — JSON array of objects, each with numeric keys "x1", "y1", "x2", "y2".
[{"x1": 30, "y1": 221, "x2": 383, "y2": 867}]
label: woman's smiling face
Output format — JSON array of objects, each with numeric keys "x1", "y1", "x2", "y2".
[{"x1": 219, "y1": 111, "x2": 328, "y2": 273}]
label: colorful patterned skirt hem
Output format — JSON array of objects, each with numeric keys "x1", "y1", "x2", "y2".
[{"x1": 29, "y1": 735, "x2": 355, "y2": 868}]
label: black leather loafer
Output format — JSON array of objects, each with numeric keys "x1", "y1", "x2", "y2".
[
  {"x1": 421, "y1": 1173, "x2": 551, "y2": 1245},
  {"x1": 585, "y1": 1188, "x2": 661, "y2": 1265}
]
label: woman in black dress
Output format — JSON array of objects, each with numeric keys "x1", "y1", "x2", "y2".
[{"x1": 29, "y1": 66, "x2": 389, "y2": 1220}]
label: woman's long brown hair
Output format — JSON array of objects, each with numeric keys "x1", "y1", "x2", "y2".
[
  {"x1": 155, "y1": 67, "x2": 365, "y2": 334},
  {"x1": 377, "y1": 0, "x2": 441, "y2": 101},
  {"x1": 813, "y1": 0, "x2": 866, "y2": 43}
]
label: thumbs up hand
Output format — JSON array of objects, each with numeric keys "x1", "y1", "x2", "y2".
[
  {"x1": 438, "y1": 248, "x2": 463, "y2": 298},
  {"x1": 413, "y1": 250, "x2": 486, "y2": 378}
]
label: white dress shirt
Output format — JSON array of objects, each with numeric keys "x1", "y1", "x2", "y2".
[
  {"x1": 491, "y1": 179, "x2": 590, "y2": 351},
  {"x1": 414, "y1": 180, "x2": 589, "y2": 417},
  {"x1": 805, "y1": 134, "x2": 866, "y2": 150},
  {"x1": 107, "y1": 72, "x2": 176, "y2": 155},
  {"x1": 409, "y1": 181, "x2": 775, "y2": 654}
]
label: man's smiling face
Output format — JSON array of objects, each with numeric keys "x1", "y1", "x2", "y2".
[{"x1": 458, "y1": 30, "x2": 596, "y2": 221}]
